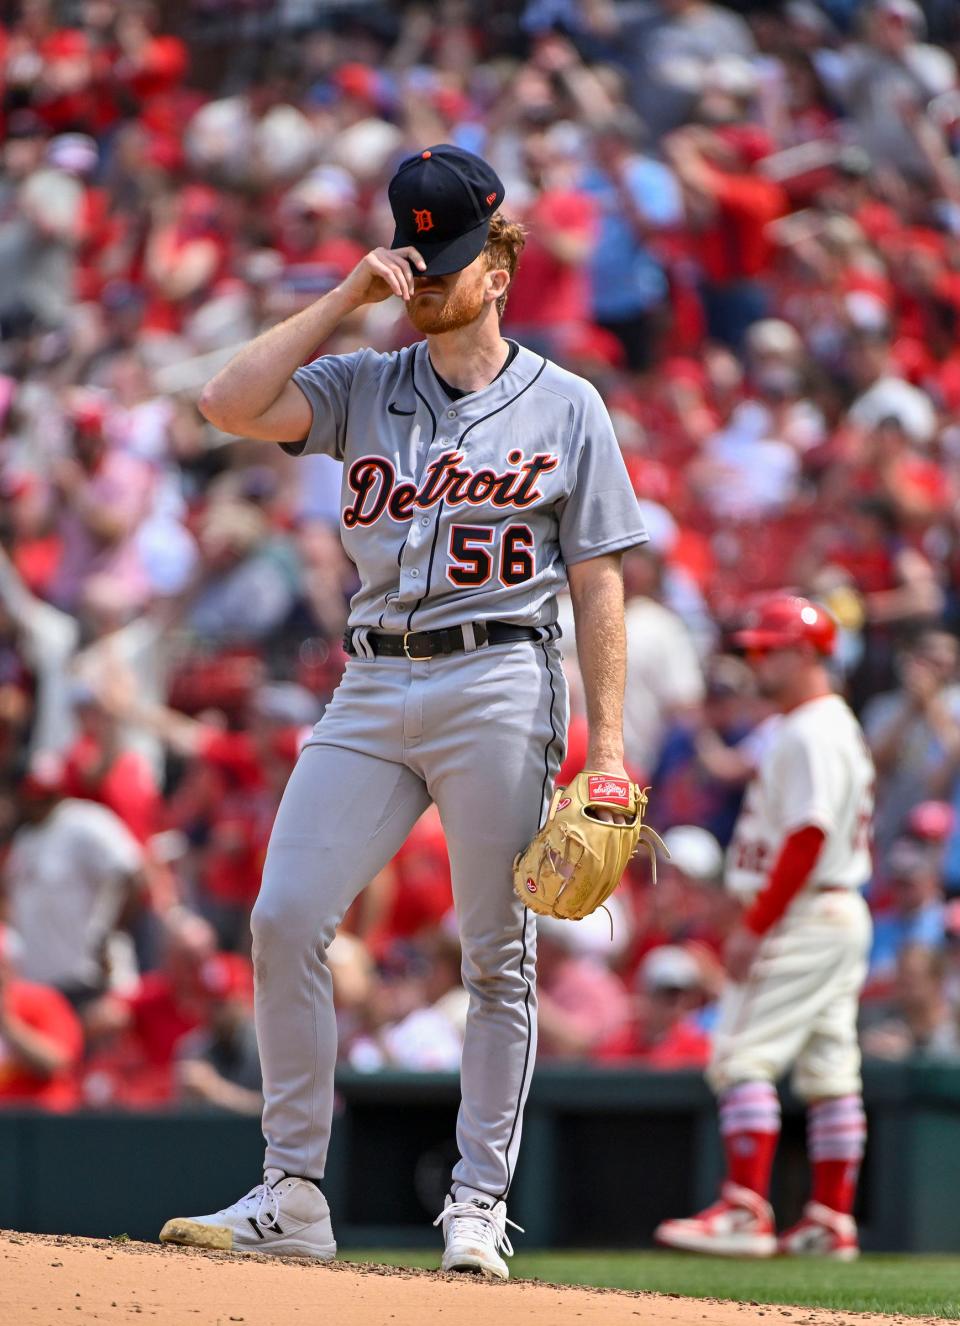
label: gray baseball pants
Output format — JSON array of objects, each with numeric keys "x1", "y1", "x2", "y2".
[{"x1": 250, "y1": 638, "x2": 567, "y2": 1200}]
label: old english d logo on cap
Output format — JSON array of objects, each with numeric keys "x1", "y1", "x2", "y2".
[{"x1": 388, "y1": 144, "x2": 505, "y2": 277}]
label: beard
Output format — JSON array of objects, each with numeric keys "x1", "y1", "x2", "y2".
[{"x1": 406, "y1": 280, "x2": 486, "y2": 335}]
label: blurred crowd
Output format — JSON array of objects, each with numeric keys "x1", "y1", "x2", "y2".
[{"x1": 4, "y1": 0, "x2": 960, "y2": 1111}]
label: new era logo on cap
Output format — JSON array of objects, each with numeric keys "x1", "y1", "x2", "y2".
[{"x1": 388, "y1": 144, "x2": 504, "y2": 277}]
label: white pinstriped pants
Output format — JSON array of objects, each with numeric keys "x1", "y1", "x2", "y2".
[{"x1": 707, "y1": 890, "x2": 872, "y2": 1102}]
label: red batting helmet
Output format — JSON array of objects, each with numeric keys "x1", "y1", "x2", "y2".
[{"x1": 733, "y1": 595, "x2": 838, "y2": 656}]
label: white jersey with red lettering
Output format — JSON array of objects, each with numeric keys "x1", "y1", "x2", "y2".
[
  {"x1": 709, "y1": 692, "x2": 875, "y2": 1102},
  {"x1": 726, "y1": 693, "x2": 875, "y2": 904}
]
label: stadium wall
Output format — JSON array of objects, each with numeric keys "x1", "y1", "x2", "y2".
[{"x1": 3, "y1": 1064, "x2": 959, "y2": 1251}]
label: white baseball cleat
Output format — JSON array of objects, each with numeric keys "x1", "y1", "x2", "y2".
[
  {"x1": 654, "y1": 1181, "x2": 777, "y2": 1258},
  {"x1": 778, "y1": 1201, "x2": 859, "y2": 1260},
  {"x1": 159, "y1": 1168, "x2": 336, "y2": 1259},
  {"x1": 434, "y1": 1189, "x2": 522, "y2": 1281}
]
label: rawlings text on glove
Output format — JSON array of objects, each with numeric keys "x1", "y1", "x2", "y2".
[{"x1": 513, "y1": 771, "x2": 667, "y2": 921}]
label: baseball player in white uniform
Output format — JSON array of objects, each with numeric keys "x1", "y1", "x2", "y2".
[
  {"x1": 656, "y1": 595, "x2": 875, "y2": 1260},
  {"x1": 158, "y1": 145, "x2": 647, "y2": 1278}
]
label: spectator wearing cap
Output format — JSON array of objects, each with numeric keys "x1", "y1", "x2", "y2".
[
  {"x1": 580, "y1": 114, "x2": 684, "y2": 374},
  {"x1": 2, "y1": 461, "x2": 60, "y2": 600},
  {"x1": 655, "y1": 656, "x2": 760, "y2": 844},
  {"x1": 626, "y1": 820, "x2": 737, "y2": 985},
  {"x1": 274, "y1": 168, "x2": 366, "y2": 311},
  {"x1": 761, "y1": 34, "x2": 842, "y2": 153},
  {"x1": 742, "y1": 319, "x2": 825, "y2": 452},
  {"x1": 662, "y1": 825, "x2": 725, "y2": 885},
  {"x1": 62, "y1": 680, "x2": 160, "y2": 843},
  {"x1": 83, "y1": 911, "x2": 250, "y2": 1105},
  {"x1": 654, "y1": 825, "x2": 741, "y2": 963},
  {"x1": 597, "y1": 943, "x2": 713, "y2": 1068},
  {"x1": 142, "y1": 185, "x2": 231, "y2": 337},
  {"x1": 823, "y1": 0, "x2": 957, "y2": 183},
  {"x1": 3, "y1": 753, "x2": 146, "y2": 1006},
  {"x1": 175, "y1": 952, "x2": 261, "y2": 1115},
  {"x1": 664, "y1": 123, "x2": 787, "y2": 352},
  {"x1": 691, "y1": 321, "x2": 817, "y2": 522},
  {"x1": 48, "y1": 389, "x2": 155, "y2": 615},
  {"x1": 113, "y1": 680, "x2": 317, "y2": 947},
  {"x1": 503, "y1": 121, "x2": 599, "y2": 360},
  {"x1": 845, "y1": 327, "x2": 938, "y2": 450},
  {"x1": 843, "y1": 375, "x2": 949, "y2": 536},
  {"x1": 348, "y1": 926, "x2": 468, "y2": 1073},
  {"x1": 0, "y1": 923, "x2": 84, "y2": 1111},
  {"x1": 813, "y1": 497, "x2": 943, "y2": 709},
  {"x1": 535, "y1": 898, "x2": 633, "y2": 1060},
  {"x1": 615, "y1": 0, "x2": 757, "y2": 141},
  {"x1": 864, "y1": 628, "x2": 960, "y2": 858}
]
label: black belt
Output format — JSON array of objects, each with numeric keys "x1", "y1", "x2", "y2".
[{"x1": 343, "y1": 620, "x2": 555, "y2": 661}]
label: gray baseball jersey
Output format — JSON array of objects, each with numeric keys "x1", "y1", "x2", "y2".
[
  {"x1": 251, "y1": 338, "x2": 646, "y2": 1219},
  {"x1": 288, "y1": 339, "x2": 647, "y2": 630}
]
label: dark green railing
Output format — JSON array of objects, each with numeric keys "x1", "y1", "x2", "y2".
[{"x1": 2, "y1": 1062, "x2": 958, "y2": 1250}]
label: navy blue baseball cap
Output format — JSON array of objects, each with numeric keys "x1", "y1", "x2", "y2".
[{"x1": 388, "y1": 144, "x2": 505, "y2": 276}]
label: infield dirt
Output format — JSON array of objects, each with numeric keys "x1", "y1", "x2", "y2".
[{"x1": 0, "y1": 1231, "x2": 949, "y2": 1326}]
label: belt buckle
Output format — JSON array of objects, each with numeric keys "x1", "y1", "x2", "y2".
[{"x1": 403, "y1": 631, "x2": 433, "y2": 661}]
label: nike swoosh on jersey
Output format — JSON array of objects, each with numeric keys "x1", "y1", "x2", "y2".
[{"x1": 388, "y1": 402, "x2": 416, "y2": 416}]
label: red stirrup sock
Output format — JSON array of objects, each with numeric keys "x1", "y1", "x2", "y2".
[
  {"x1": 719, "y1": 1081, "x2": 781, "y2": 1200},
  {"x1": 808, "y1": 1095, "x2": 866, "y2": 1216}
]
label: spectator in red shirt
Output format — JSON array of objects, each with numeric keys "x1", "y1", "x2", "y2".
[
  {"x1": 504, "y1": 125, "x2": 598, "y2": 357},
  {"x1": 0, "y1": 924, "x2": 83, "y2": 1111},
  {"x1": 114, "y1": 680, "x2": 317, "y2": 945},
  {"x1": 82, "y1": 910, "x2": 251, "y2": 1105},
  {"x1": 63, "y1": 681, "x2": 160, "y2": 842},
  {"x1": 598, "y1": 944, "x2": 713, "y2": 1068},
  {"x1": 142, "y1": 184, "x2": 231, "y2": 335},
  {"x1": 175, "y1": 950, "x2": 261, "y2": 1115},
  {"x1": 274, "y1": 170, "x2": 367, "y2": 310},
  {"x1": 354, "y1": 806, "x2": 454, "y2": 960},
  {"x1": 665, "y1": 125, "x2": 786, "y2": 351},
  {"x1": 536, "y1": 898, "x2": 633, "y2": 1060}
]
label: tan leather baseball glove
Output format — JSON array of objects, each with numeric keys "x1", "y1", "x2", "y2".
[{"x1": 513, "y1": 771, "x2": 668, "y2": 921}]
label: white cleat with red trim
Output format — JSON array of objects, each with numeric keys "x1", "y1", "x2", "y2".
[
  {"x1": 778, "y1": 1201, "x2": 859, "y2": 1261},
  {"x1": 654, "y1": 1181, "x2": 777, "y2": 1258}
]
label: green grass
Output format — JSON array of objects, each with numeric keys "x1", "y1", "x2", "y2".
[{"x1": 343, "y1": 1249, "x2": 960, "y2": 1318}]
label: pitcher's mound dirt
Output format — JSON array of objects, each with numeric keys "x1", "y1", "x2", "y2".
[{"x1": 0, "y1": 1231, "x2": 942, "y2": 1326}]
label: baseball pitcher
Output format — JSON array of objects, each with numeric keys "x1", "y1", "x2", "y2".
[
  {"x1": 158, "y1": 145, "x2": 648, "y2": 1279},
  {"x1": 656, "y1": 595, "x2": 875, "y2": 1260}
]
